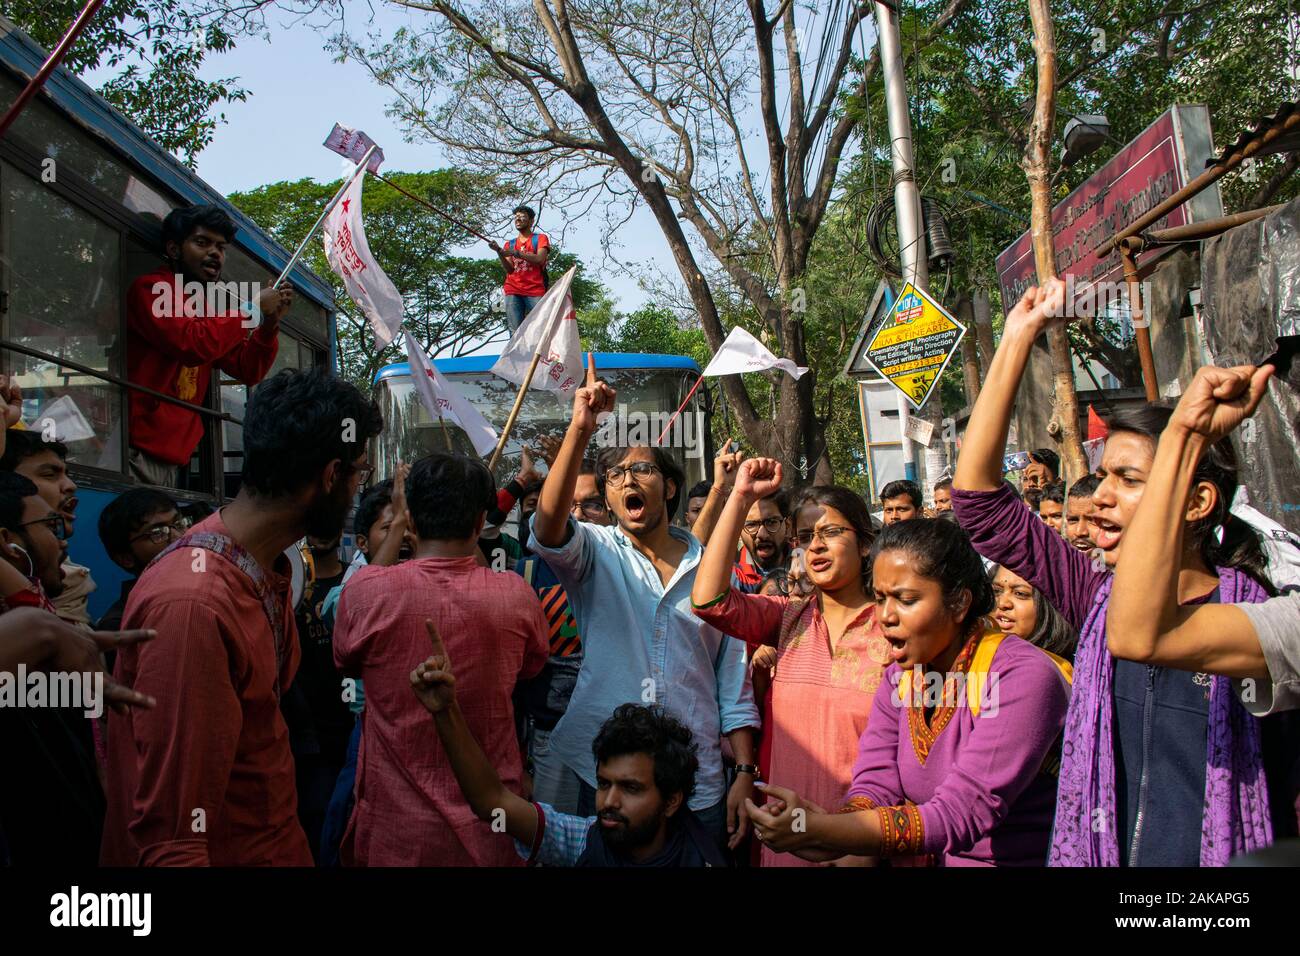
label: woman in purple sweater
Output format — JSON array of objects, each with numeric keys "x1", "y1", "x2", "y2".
[
  {"x1": 952, "y1": 279, "x2": 1274, "y2": 867},
  {"x1": 746, "y1": 518, "x2": 1072, "y2": 866}
]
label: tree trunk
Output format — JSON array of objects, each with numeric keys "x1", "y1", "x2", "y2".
[
  {"x1": 1023, "y1": 0, "x2": 1088, "y2": 480},
  {"x1": 972, "y1": 287, "x2": 996, "y2": 382},
  {"x1": 956, "y1": 294, "x2": 981, "y2": 405}
]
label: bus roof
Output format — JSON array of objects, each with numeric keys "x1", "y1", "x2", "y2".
[
  {"x1": 0, "y1": 17, "x2": 336, "y2": 313},
  {"x1": 374, "y1": 352, "x2": 702, "y2": 384}
]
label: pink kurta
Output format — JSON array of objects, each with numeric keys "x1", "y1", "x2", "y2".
[{"x1": 696, "y1": 589, "x2": 889, "y2": 866}]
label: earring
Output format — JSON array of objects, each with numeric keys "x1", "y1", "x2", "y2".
[{"x1": 9, "y1": 543, "x2": 34, "y2": 580}]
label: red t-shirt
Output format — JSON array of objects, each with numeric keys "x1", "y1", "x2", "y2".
[
  {"x1": 126, "y1": 269, "x2": 280, "y2": 465},
  {"x1": 502, "y1": 232, "x2": 549, "y2": 298}
]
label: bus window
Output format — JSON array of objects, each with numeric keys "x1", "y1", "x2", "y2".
[{"x1": 0, "y1": 160, "x2": 124, "y2": 473}]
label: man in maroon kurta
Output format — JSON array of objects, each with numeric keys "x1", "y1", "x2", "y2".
[{"x1": 102, "y1": 366, "x2": 384, "y2": 866}]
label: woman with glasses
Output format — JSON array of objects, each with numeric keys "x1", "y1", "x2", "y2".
[
  {"x1": 692, "y1": 458, "x2": 889, "y2": 866},
  {"x1": 746, "y1": 518, "x2": 1073, "y2": 867}
]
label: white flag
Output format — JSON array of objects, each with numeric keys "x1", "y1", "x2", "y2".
[
  {"x1": 322, "y1": 174, "x2": 404, "y2": 347},
  {"x1": 323, "y1": 123, "x2": 385, "y2": 173},
  {"x1": 491, "y1": 267, "x2": 583, "y2": 396},
  {"x1": 404, "y1": 331, "x2": 499, "y2": 457},
  {"x1": 702, "y1": 326, "x2": 809, "y2": 379}
]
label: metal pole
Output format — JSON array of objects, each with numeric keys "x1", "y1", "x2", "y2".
[
  {"x1": 874, "y1": 1, "x2": 929, "y2": 484},
  {"x1": 0, "y1": 0, "x2": 106, "y2": 141},
  {"x1": 273, "y1": 143, "x2": 378, "y2": 289}
]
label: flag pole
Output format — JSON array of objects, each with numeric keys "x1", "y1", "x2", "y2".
[
  {"x1": 486, "y1": 307, "x2": 566, "y2": 474},
  {"x1": 273, "y1": 144, "x2": 378, "y2": 290},
  {"x1": 368, "y1": 172, "x2": 493, "y2": 243},
  {"x1": 655, "y1": 374, "x2": 705, "y2": 446},
  {"x1": 437, "y1": 413, "x2": 454, "y2": 451}
]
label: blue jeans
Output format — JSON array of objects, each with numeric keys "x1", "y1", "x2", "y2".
[
  {"x1": 529, "y1": 726, "x2": 583, "y2": 815},
  {"x1": 504, "y1": 294, "x2": 542, "y2": 333},
  {"x1": 318, "y1": 716, "x2": 361, "y2": 867}
]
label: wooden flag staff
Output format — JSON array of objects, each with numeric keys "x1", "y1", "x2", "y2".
[{"x1": 486, "y1": 304, "x2": 569, "y2": 473}]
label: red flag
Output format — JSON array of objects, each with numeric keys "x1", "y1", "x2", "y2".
[{"x1": 1087, "y1": 404, "x2": 1108, "y2": 441}]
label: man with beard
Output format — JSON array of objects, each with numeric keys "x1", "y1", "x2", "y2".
[
  {"x1": 0, "y1": 430, "x2": 95, "y2": 625},
  {"x1": 879, "y1": 479, "x2": 921, "y2": 525},
  {"x1": 731, "y1": 490, "x2": 791, "y2": 592},
  {"x1": 410, "y1": 625, "x2": 726, "y2": 867},
  {"x1": 125, "y1": 205, "x2": 295, "y2": 487},
  {"x1": 101, "y1": 366, "x2": 382, "y2": 866},
  {"x1": 1065, "y1": 475, "x2": 1100, "y2": 553},
  {"x1": 333, "y1": 453, "x2": 548, "y2": 866},
  {"x1": 529, "y1": 357, "x2": 758, "y2": 849}
]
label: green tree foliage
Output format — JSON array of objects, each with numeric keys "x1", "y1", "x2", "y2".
[{"x1": 6, "y1": 1, "x2": 249, "y2": 165}]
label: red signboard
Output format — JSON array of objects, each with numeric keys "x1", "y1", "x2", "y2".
[{"x1": 995, "y1": 107, "x2": 1206, "y2": 312}]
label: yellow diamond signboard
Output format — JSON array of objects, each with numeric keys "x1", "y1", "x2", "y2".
[{"x1": 862, "y1": 282, "x2": 966, "y2": 410}]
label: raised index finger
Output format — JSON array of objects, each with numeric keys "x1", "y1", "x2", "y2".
[
  {"x1": 424, "y1": 618, "x2": 449, "y2": 664},
  {"x1": 586, "y1": 352, "x2": 597, "y2": 387}
]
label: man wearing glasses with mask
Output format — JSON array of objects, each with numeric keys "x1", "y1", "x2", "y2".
[
  {"x1": 95, "y1": 489, "x2": 190, "y2": 632},
  {"x1": 514, "y1": 458, "x2": 612, "y2": 814},
  {"x1": 529, "y1": 357, "x2": 759, "y2": 852}
]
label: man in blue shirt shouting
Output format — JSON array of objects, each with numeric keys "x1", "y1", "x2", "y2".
[{"x1": 527, "y1": 356, "x2": 759, "y2": 851}]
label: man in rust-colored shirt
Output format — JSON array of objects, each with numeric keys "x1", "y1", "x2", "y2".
[
  {"x1": 102, "y1": 366, "x2": 383, "y2": 865},
  {"x1": 334, "y1": 453, "x2": 548, "y2": 866}
]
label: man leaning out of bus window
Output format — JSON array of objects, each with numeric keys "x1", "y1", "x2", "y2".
[{"x1": 125, "y1": 204, "x2": 296, "y2": 488}]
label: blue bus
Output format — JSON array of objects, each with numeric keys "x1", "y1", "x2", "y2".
[
  {"x1": 371, "y1": 352, "x2": 714, "y2": 516},
  {"x1": 0, "y1": 18, "x2": 338, "y2": 622}
]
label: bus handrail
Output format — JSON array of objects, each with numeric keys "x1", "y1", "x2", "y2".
[{"x1": 0, "y1": 337, "x2": 243, "y2": 426}]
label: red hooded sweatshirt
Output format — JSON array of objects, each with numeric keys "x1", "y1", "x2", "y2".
[{"x1": 126, "y1": 268, "x2": 280, "y2": 465}]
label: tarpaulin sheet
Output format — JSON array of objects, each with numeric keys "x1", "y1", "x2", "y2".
[{"x1": 1201, "y1": 195, "x2": 1300, "y2": 535}]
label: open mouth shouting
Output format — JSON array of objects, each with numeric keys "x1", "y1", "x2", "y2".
[
  {"x1": 884, "y1": 633, "x2": 908, "y2": 664},
  {"x1": 622, "y1": 490, "x2": 648, "y2": 523},
  {"x1": 1090, "y1": 515, "x2": 1122, "y2": 551},
  {"x1": 807, "y1": 554, "x2": 833, "y2": 575},
  {"x1": 200, "y1": 258, "x2": 221, "y2": 280}
]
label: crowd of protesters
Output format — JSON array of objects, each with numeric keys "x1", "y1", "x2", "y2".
[{"x1": 1, "y1": 276, "x2": 1298, "y2": 869}]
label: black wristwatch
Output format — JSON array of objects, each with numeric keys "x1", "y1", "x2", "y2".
[{"x1": 734, "y1": 764, "x2": 760, "y2": 779}]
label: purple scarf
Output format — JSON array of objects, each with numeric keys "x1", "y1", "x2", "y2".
[{"x1": 1049, "y1": 566, "x2": 1273, "y2": 866}]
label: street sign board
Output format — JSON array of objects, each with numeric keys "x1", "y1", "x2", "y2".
[{"x1": 860, "y1": 282, "x2": 966, "y2": 409}]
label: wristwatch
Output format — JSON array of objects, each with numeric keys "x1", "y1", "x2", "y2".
[{"x1": 734, "y1": 764, "x2": 760, "y2": 779}]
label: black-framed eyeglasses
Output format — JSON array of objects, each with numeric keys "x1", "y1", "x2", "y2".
[
  {"x1": 761, "y1": 573, "x2": 792, "y2": 596},
  {"x1": 605, "y1": 462, "x2": 660, "y2": 486},
  {"x1": 571, "y1": 497, "x2": 608, "y2": 518},
  {"x1": 129, "y1": 517, "x2": 192, "y2": 545},
  {"x1": 794, "y1": 525, "x2": 853, "y2": 547},
  {"x1": 20, "y1": 514, "x2": 68, "y2": 542},
  {"x1": 743, "y1": 516, "x2": 787, "y2": 535}
]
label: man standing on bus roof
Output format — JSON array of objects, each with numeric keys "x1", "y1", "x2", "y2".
[
  {"x1": 489, "y1": 205, "x2": 549, "y2": 334},
  {"x1": 125, "y1": 205, "x2": 295, "y2": 488}
]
